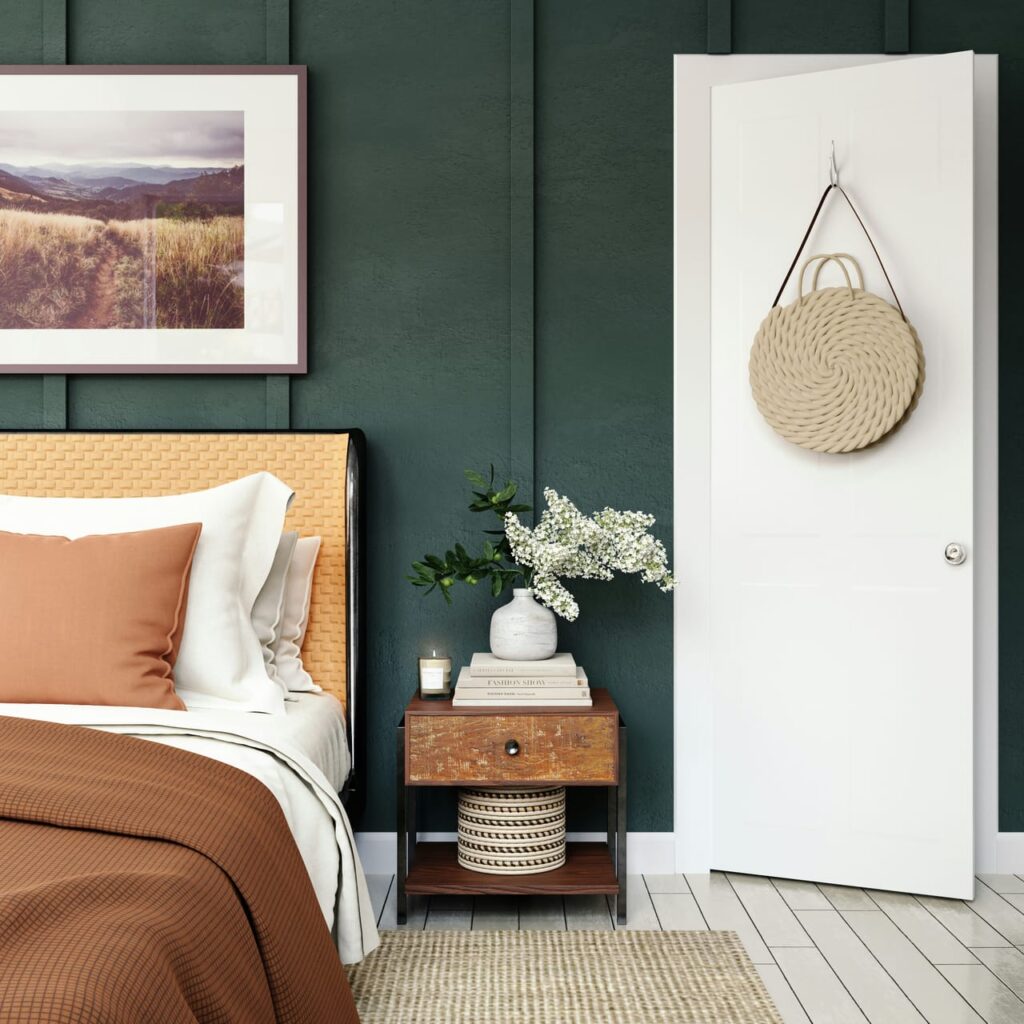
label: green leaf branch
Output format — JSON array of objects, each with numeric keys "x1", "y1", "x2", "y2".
[{"x1": 407, "y1": 467, "x2": 532, "y2": 604}]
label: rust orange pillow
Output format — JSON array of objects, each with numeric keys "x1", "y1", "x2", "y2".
[{"x1": 0, "y1": 523, "x2": 202, "y2": 710}]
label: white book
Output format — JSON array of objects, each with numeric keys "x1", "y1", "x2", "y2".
[
  {"x1": 457, "y1": 667, "x2": 589, "y2": 689},
  {"x1": 456, "y1": 687, "x2": 591, "y2": 701},
  {"x1": 452, "y1": 696, "x2": 593, "y2": 707},
  {"x1": 469, "y1": 652, "x2": 577, "y2": 677}
]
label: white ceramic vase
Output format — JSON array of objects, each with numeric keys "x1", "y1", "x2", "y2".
[{"x1": 489, "y1": 588, "x2": 558, "y2": 661}]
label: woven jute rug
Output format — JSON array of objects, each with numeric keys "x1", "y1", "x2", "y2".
[{"x1": 347, "y1": 929, "x2": 783, "y2": 1023}]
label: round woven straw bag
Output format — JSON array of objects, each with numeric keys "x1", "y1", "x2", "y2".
[{"x1": 749, "y1": 185, "x2": 924, "y2": 454}]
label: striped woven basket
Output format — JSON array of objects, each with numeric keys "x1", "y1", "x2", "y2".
[{"x1": 457, "y1": 786, "x2": 566, "y2": 875}]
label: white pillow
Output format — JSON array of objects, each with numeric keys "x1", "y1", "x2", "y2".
[
  {"x1": 252, "y1": 530, "x2": 298, "y2": 690},
  {"x1": 272, "y1": 535, "x2": 322, "y2": 693},
  {"x1": 0, "y1": 472, "x2": 292, "y2": 714}
]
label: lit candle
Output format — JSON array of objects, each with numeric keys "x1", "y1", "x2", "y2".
[{"x1": 418, "y1": 649, "x2": 452, "y2": 699}]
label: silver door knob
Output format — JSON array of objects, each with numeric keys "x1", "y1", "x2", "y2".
[{"x1": 944, "y1": 542, "x2": 967, "y2": 566}]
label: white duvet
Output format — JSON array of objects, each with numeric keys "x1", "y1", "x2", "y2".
[{"x1": 0, "y1": 702, "x2": 380, "y2": 964}]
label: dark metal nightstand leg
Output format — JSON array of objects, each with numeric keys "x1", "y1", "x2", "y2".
[
  {"x1": 396, "y1": 724, "x2": 407, "y2": 925},
  {"x1": 617, "y1": 724, "x2": 628, "y2": 924},
  {"x1": 607, "y1": 782, "x2": 617, "y2": 863}
]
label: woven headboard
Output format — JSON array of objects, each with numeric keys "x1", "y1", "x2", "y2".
[{"x1": 0, "y1": 432, "x2": 361, "y2": 720}]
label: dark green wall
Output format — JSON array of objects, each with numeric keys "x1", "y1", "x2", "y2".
[{"x1": 2, "y1": 0, "x2": 1023, "y2": 832}]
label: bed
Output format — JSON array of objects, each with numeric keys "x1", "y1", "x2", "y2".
[{"x1": 0, "y1": 431, "x2": 375, "y2": 1023}]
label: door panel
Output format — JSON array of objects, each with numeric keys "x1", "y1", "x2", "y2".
[{"x1": 709, "y1": 52, "x2": 974, "y2": 897}]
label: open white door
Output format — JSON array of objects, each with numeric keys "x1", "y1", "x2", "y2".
[{"x1": 707, "y1": 53, "x2": 976, "y2": 898}]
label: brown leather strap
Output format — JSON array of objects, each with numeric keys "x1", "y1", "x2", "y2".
[{"x1": 771, "y1": 183, "x2": 907, "y2": 321}]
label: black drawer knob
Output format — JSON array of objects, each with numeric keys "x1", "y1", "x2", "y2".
[{"x1": 505, "y1": 739, "x2": 520, "y2": 757}]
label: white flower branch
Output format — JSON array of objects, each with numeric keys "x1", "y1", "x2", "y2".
[{"x1": 504, "y1": 488, "x2": 675, "y2": 621}]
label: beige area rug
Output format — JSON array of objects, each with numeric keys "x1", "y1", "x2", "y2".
[{"x1": 347, "y1": 930, "x2": 783, "y2": 1023}]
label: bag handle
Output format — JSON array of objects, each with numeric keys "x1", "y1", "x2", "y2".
[
  {"x1": 771, "y1": 184, "x2": 907, "y2": 321},
  {"x1": 797, "y1": 252, "x2": 865, "y2": 300}
]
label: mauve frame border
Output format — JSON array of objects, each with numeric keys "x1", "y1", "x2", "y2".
[{"x1": 0, "y1": 65, "x2": 308, "y2": 375}]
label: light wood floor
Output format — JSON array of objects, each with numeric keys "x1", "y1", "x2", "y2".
[{"x1": 366, "y1": 872, "x2": 1024, "y2": 1024}]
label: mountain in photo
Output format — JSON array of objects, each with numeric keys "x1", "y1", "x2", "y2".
[{"x1": 0, "y1": 163, "x2": 244, "y2": 218}]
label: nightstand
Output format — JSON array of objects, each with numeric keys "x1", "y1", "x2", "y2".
[{"x1": 396, "y1": 688, "x2": 626, "y2": 923}]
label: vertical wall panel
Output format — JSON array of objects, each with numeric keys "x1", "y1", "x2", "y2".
[
  {"x1": 510, "y1": 0, "x2": 535, "y2": 510},
  {"x1": 68, "y1": 0, "x2": 267, "y2": 62},
  {"x1": 884, "y1": 0, "x2": 910, "y2": 53},
  {"x1": 731, "y1": 0, "x2": 883, "y2": 52},
  {"x1": 266, "y1": 0, "x2": 290, "y2": 62},
  {"x1": 707, "y1": 0, "x2": 731, "y2": 54},
  {"x1": 0, "y1": 3, "x2": 42, "y2": 62},
  {"x1": 41, "y1": 0, "x2": 66, "y2": 61},
  {"x1": 292, "y1": 0, "x2": 512, "y2": 829},
  {"x1": 265, "y1": 0, "x2": 292, "y2": 426},
  {"x1": 535, "y1": 0, "x2": 703, "y2": 830}
]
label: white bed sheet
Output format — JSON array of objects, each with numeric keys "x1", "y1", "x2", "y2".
[
  {"x1": 277, "y1": 691, "x2": 351, "y2": 792},
  {"x1": 0, "y1": 699, "x2": 378, "y2": 964}
]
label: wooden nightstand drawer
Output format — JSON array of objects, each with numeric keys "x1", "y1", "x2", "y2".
[{"x1": 406, "y1": 711, "x2": 618, "y2": 785}]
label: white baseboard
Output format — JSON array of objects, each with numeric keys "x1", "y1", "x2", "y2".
[
  {"x1": 991, "y1": 833, "x2": 1024, "y2": 873},
  {"x1": 356, "y1": 831, "x2": 675, "y2": 877}
]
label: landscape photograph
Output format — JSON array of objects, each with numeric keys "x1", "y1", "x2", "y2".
[{"x1": 0, "y1": 110, "x2": 244, "y2": 330}]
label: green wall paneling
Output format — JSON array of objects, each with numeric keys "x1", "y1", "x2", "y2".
[
  {"x1": 509, "y1": 0, "x2": 535, "y2": 510},
  {"x1": 266, "y1": 0, "x2": 290, "y2": 62},
  {"x1": 0, "y1": 380, "x2": 48, "y2": 430},
  {"x1": 533, "y1": 0, "x2": 703, "y2": 831},
  {"x1": 731, "y1": 0, "x2": 885, "y2": 52},
  {"x1": 996, "y1": 58, "x2": 1024, "y2": 828},
  {"x1": 3, "y1": 0, "x2": 1023, "y2": 834},
  {"x1": 68, "y1": 0, "x2": 269, "y2": 63},
  {"x1": 0, "y1": 3, "x2": 41, "y2": 63},
  {"x1": 291, "y1": 0, "x2": 514, "y2": 829},
  {"x1": 42, "y1": 377, "x2": 67, "y2": 429},
  {"x1": 708, "y1": 0, "x2": 732, "y2": 54},
  {"x1": 884, "y1": 0, "x2": 910, "y2": 53},
  {"x1": 266, "y1": 376, "x2": 292, "y2": 428},
  {"x1": 67, "y1": 376, "x2": 272, "y2": 429},
  {"x1": 265, "y1": 0, "x2": 292, "y2": 428},
  {"x1": 42, "y1": 0, "x2": 66, "y2": 62}
]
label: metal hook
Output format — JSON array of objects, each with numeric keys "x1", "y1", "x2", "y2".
[{"x1": 829, "y1": 140, "x2": 839, "y2": 187}]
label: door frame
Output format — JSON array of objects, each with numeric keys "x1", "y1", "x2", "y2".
[{"x1": 672, "y1": 53, "x2": 1000, "y2": 876}]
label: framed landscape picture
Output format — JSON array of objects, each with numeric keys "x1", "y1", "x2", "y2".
[{"x1": 0, "y1": 66, "x2": 306, "y2": 373}]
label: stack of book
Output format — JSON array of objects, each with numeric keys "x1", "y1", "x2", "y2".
[{"x1": 452, "y1": 652, "x2": 592, "y2": 707}]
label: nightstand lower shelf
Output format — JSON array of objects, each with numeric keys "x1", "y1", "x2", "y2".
[{"x1": 405, "y1": 841, "x2": 619, "y2": 896}]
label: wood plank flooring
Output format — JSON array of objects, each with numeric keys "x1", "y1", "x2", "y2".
[{"x1": 366, "y1": 872, "x2": 1024, "y2": 1024}]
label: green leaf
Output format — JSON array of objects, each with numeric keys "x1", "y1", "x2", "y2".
[
  {"x1": 491, "y1": 574, "x2": 503, "y2": 597},
  {"x1": 464, "y1": 469, "x2": 489, "y2": 488}
]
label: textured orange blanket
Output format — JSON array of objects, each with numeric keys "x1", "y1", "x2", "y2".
[{"x1": 0, "y1": 715, "x2": 359, "y2": 1024}]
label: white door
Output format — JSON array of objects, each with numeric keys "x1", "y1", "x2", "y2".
[{"x1": 709, "y1": 52, "x2": 975, "y2": 898}]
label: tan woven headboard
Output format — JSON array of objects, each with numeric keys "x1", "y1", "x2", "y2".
[{"x1": 0, "y1": 432, "x2": 354, "y2": 711}]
